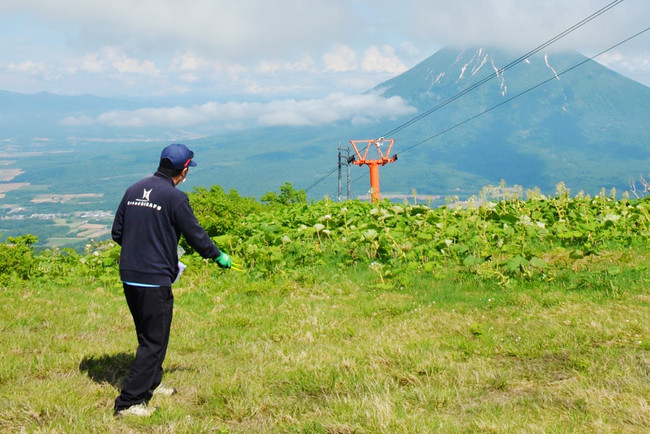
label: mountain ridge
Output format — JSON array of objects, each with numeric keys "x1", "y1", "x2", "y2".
[{"x1": 360, "y1": 46, "x2": 650, "y2": 196}]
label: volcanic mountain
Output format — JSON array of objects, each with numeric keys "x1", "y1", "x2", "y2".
[
  {"x1": 186, "y1": 46, "x2": 650, "y2": 200},
  {"x1": 361, "y1": 46, "x2": 650, "y2": 198}
]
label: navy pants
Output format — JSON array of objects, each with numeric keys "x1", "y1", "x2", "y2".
[{"x1": 114, "y1": 283, "x2": 173, "y2": 410}]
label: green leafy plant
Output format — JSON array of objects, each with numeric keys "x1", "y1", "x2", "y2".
[{"x1": 0, "y1": 234, "x2": 38, "y2": 282}]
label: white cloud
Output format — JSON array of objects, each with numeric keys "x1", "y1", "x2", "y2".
[
  {"x1": 4, "y1": 0, "x2": 353, "y2": 61},
  {"x1": 172, "y1": 52, "x2": 209, "y2": 72},
  {"x1": 112, "y1": 57, "x2": 157, "y2": 75},
  {"x1": 598, "y1": 49, "x2": 650, "y2": 74},
  {"x1": 96, "y1": 105, "x2": 206, "y2": 128},
  {"x1": 598, "y1": 51, "x2": 625, "y2": 65},
  {"x1": 244, "y1": 83, "x2": 265, "y2": 95},
  {"x1": 323, "y1": 44, "x2": 358, "y2": 72},
  {"x1": 80, "y1": 53, "x2": 104, "y2": 73},
  {"x1": 60, "y1": 115, "x2": 94, "y2": 126},
  {"x1": 101, "y1": 47, "x2": 158, "y2": 75},
  {"x1": 400, "y1": 0, "x2": 650, "y2": 54},
  {"x1": 255, "y1": 56, "x2": 315, "y2": 74},
  {"x1": 68, "y1": 92, "x2": 416, "y2": 129},
  {"x1": 225, "y1": 63, "x2": 248, "y2": 77},
  {"x1": 8, "y1": 60, "x2": 47, "y2": 75},
  {"x1": 633, "y1": 55, "x2": 650, "y2": 72},
  {"x1": 243, "y1": 82, "x2": 310, "y2": 96},
  {"x1": 68, "y1": 47, "x2": 161, "y2": 78},
  {"x1": 595, "y1": 48, "x2": 650, "y2": 85},
  {"x1": 361, "y1": 46, "x2": 408, "y2": 74},
  {"x1": 2, "y1": 0, "x2": 650, "y2": 98}
]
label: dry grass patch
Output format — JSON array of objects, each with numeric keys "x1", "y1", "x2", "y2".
[
  {"x1": 0, "y1": 182, "x2": 29, "y2": 198},
  {"x1": 31, "y1": 193, "x2": 102, "y2": 204},
  {"x1": 0, "y1": 168, "x2": 24, "y2": 181}
]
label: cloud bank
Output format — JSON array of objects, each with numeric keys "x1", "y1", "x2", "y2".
[{"x1": 61, "y1": 92, "x2": 417, "y2": 129}]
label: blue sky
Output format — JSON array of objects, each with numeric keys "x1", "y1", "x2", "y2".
[{"x1": 1, "y1": 0, "x2": 648, "y2": 130}]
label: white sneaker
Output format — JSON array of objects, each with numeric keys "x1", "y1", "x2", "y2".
[
  {"x1": 114, "y1": 403, "x2": 158, "y2": 418},
  {"x1": 152, "y1": 383, "x2": 177, "y2": 397}
]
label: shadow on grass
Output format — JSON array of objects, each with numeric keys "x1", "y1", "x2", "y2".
[
  {"x1": 79, "y1": 353, "x2": 134, "y2": 388},
  {"x1": 79, "y1": 354, "x2": 197, "y2": 388}
]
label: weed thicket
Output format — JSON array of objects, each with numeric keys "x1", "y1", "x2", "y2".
[{"x1": 2, "y1": 183, "x2": 648, "y2": 286}]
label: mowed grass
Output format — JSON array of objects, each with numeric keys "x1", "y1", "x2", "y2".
[{"x1": 1, "y1": 255, "x2": 649, "y2": 433}]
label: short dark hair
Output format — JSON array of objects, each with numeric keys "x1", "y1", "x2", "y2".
[{"x1": 158, "y1": 158, "x2": 185, "y2": 177}]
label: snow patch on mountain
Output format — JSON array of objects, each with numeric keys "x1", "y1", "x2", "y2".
[
  {"x1": 424, "y1": 69, "x2": 440, "y2": 92},
  {"x1": 491, "y1": 58, "x2": 507, "y2": 96},
  {"x1": 457, "y1": 49, "x2": 476, "y2": 80},
  {"x1": 471, "y1": 53, "x2": 489, "y2": 77},
  {"x1": 458, "y1": 48, "x2": 489, "y2": 81},
  {"x1": 545, "y1": 55, "x2": 560, "y2": 81},
  {"x1": 459, "y1": 61, "x2": 469, "y2": 80}
]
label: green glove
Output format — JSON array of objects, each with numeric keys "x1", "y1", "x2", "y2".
[{"x1": 214, "y1": 252, "x2": 232, "y2": 269}]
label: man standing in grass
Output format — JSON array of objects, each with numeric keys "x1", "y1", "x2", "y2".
[{"x1": 111, "y1": 143, "x2": 232, "y2": 417}]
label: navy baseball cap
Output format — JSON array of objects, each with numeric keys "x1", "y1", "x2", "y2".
[{"x1": 160, "y1": 143, "x2": 197, "y2": 170}]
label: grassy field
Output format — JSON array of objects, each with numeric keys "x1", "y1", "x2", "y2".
[{"x1": 1, "y1": 252, "x2": 649, "y2": 433}]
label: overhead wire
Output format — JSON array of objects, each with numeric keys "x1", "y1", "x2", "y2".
[
  {"x1": 381, "y1": 0, "x2": 625, "y2": 138},
  {"x1": 345, "y1": 26, "x2": 650, "y2": 196},
  {"x1": 393, "y1": 26, "x2": 650, "y2": 158},
  {"x1": 304, "y1": 0, "x2": 626, "y2": 194},
  {"x1": 304, "y1": 166, "x2": 338, "y2": 193}
]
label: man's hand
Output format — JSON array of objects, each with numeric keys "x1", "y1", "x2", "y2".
[{"x1": 214, "y1": 252, "x2": 232, "y2": 269}]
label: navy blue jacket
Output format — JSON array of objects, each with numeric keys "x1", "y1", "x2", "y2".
[{"x1": 111, "y1": 171, "x2": 221, "y2": 286}]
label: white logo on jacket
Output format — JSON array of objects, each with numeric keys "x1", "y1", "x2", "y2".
[{"x1": 128, "y1": 188, "x2": 162, "y2": 211}]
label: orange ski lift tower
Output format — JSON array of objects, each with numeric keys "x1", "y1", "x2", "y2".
[{"x1": 349, "y1": 137, "x2": 398, "y2": 202}]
